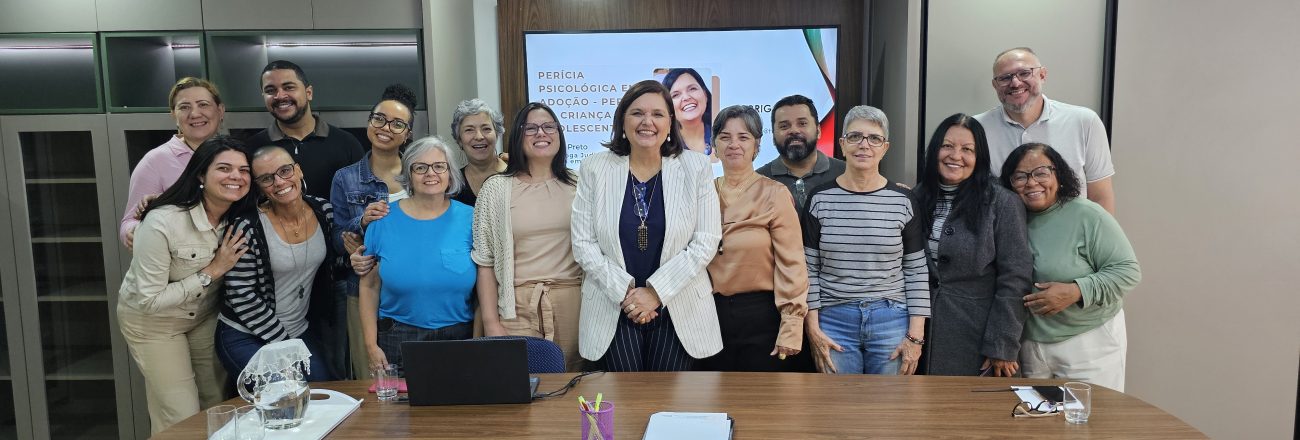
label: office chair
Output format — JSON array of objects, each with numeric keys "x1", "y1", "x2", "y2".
[{"x1": 474, "y1": 336, "x2": 565, "y2": 373}]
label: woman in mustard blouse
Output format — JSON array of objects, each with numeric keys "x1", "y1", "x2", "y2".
[{"x1": 700, "y1": 105, "x2": 808, "y2": 371}]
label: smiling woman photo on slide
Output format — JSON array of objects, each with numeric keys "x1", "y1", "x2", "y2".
[{"x1": 662, "y1": 68, "x2": 714, "y2": 157}]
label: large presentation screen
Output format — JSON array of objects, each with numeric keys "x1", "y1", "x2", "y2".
[{"x1": 525, "y1": 27, "x2": 839, "y2": 172}]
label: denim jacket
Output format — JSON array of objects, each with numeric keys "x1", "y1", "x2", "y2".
[{"x1": 330, "y1": 153, "x2": 394, "y2": 296}]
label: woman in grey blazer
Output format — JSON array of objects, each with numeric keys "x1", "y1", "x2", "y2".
[
  {"x1": 571, "y1": 80, "x2": 723, "y2": 371},
  {"x1": 915, "y1": 113, "x2": 1033, "y2": 376}
]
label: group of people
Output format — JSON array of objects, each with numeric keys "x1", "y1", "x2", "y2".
[{"x1": 116, "y1": 46, "x2": 1140, "y2": 433}]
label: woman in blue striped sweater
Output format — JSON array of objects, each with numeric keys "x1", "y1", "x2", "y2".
[{"x1": 217, "y1": 145, "x2": 342, "y2": 382}]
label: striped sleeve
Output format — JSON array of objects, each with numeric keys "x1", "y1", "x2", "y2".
[
  {"x1": 222, "y1": 217, "x2": 290, "y2": 342},
  {"x1": 898, "y1": 186, "x2": 931, "y2": 317},
  {"x1": 801, "y1": 194, "x2": 824, "y2": 310}
]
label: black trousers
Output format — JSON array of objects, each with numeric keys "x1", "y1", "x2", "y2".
[
  {"x1": 698, "y1": 292, "x2": 800, "y2": 372},
  {"x1": 602, "y1": 306, "x2": 695, "y2": 372}
]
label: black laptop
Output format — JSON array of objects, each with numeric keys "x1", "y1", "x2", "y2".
[{"x1": 400, "y1": 338, "x2": 538, "y2": 406}]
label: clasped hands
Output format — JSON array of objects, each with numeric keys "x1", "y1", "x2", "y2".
[{"x1": 621, "y1": 286, "x2": 661, "y2": 324}]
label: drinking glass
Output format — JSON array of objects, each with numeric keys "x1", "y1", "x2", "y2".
[
  {"x1": 1063, "y1": 382, "x2": 1092, "y2": 424},
  {"x1": 373, "y1": 363, "x2": 401, "y2": 402},
  {"x1": 206, "y1": 405, "x2": 238, "y2": 440}
]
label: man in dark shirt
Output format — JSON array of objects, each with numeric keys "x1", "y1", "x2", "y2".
[
  {"x1": 242, "y1": 59, "x2": 361, "y2": 379},
  {"x1": 244, "y1": 60, "x2": 364, "y2": 201},
  {"x1": 755, "y1": 94, "x2": 846, "y2": 212}
]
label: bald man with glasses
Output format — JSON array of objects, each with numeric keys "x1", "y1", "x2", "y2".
[{"x1": 974, "y1": 47, "x2": 1117, "y2": 214}]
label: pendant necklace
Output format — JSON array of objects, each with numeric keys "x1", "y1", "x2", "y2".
[{"x1": 632, "y1": 175, "x2": 658, "y2": 251}]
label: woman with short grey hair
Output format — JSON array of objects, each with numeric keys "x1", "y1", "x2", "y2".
[
  {"x1": 802, "y1": 105, "x2": 930, "y2": 376},
  {"x1": 356, "y1": 136, "x2": 477, "y2": 371},
  {"x1": 449, "y1": 98, "x2": 507, "y2": 206},
  {"x1": 700, "y1": 105, "x2": 809, "y2": 372}
]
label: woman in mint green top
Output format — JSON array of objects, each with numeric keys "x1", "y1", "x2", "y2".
[{"x1": 1000, "y1": 143, "x2": 1140, "y2": 391}]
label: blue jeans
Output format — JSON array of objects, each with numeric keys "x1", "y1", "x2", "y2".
[
  {"x1": 215, "y1": 321, "x2": 333, "y2": 383},
  {"x1": 817, "y1": 299, "x2": 908, "y2": 374}
]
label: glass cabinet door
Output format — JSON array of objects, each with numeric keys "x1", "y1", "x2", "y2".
[
  {"x1": 0, "y1": 273, "x2": 29, "y2": 440},
  {"x1": 1, "y1": 115, "x2": 137, "y2": 440},
  {"x1": 0, "y1": 117, "x2": 27, "y2": 440}
]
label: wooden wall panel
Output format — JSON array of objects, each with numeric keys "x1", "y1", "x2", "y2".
[{"x1": 496, "y1": 0, "x2": 864, "y2": 133}]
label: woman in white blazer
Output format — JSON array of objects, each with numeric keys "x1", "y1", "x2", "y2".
[{"x1": 572, "y1": 80, "x2": 723, "y2": 371}]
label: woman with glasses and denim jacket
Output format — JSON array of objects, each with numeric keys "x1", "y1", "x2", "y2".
[
  {"x1": 353, "y1": 137, "x2": 477, "y2": 372},
  {"x1": 471, "y1": 102, "x2": 585, "y2": 371},
  {"x1": 330, "y1": 84, "x2": 417, "y2": 377},
  {"x1": 1000, "y1": 143, "x2": 1140, "y2": 392},
  {"x1": 218, "y1": 145, "x2": 341, "y2": 383},
  {"x1": 914, "y1": 114, "x2": 1033, "y2": 377}
]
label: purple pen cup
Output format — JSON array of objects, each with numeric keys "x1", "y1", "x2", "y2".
[{"x1": 580, "y1": 401, "x2": 614, "y2": 440}]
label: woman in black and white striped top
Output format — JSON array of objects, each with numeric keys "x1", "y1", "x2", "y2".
[
  {"x1": 218, "y1": 145, "x2": 342, "y2": 383},
  {"x1": 801, "y1": 105, "x2": 930, "y2": 375}
]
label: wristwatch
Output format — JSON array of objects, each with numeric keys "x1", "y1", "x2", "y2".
[{"x1": 197, "y1": 271, "x2": 212, "y2": 287}]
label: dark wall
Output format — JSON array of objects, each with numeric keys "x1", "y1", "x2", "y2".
[{"x1": 496, "y1": 0, "x2": 865, "y2": 133}]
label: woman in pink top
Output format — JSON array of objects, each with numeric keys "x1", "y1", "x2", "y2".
[{"x1": 119, "y1": 77, "x2": 226, "y2": 249}]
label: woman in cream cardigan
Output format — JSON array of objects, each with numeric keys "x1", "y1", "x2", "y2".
[
  {"x1": 572, "y1": 80, "x2": 723, "y2": 371},
  {"x1": 472, "y1": 102, "x2": 584, "y2": 371}
]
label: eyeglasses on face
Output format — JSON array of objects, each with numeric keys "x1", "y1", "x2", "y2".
[
  {"x1": 842, "y1": 132, "x2": 887, "y2": 147},
  {"x1": 1009, "y1": 165, "x2": 1056, "y2": 188},
  {"x1": 522, "y1": 122, "x2": 559, "y2": 136},
  {"x1": 369, "y1": 113, "x2": 410, "y2": 134},
  {"x1": 993, "y1": 66, "x2": 1043, "y2": 86},
  {"x1": 410, "y1": 161, "x2": 450, "y2": 175},
  {"x1": 253, "y1": 163, "x2": 296, "y2": 187}
]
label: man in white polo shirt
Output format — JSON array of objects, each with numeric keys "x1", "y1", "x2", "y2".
[{"x1": 974, "y1": 47, "x2": 1116, "y2": 214}]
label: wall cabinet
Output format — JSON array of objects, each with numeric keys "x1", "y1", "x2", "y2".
[
  {"x1": 0, "y1": 0, "x2": 418, "y2": 33},
  {"x1": 93, "y1": 0, "x2": 204, "y2": 31},
  {"x1": 0, "y1": 0, "x2": 97, "y2": 33},
  {"x1": 206, "y1": 30, "x2": 426, "y2": 112},
  {"x1": 101, "y1": 33, "x2": 206, "y2": 112},
  {"x1": 0, "y1": 35, "x2": 103, "y2": 115},
  {"x1": 201, "y1": 0, "x2": 316, "y2": 30},
  {"x1": 0, "y1": 115, "x2": 142, "y2": 440}
]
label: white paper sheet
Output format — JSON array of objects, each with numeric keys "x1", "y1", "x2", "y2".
[{"x1": 643, "y1": 412, "x2": 731, "y2": 440}]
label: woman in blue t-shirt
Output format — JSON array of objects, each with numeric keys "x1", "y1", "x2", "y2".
[{"x1": 356, "y1": 136, "x2": 476, "y2": 371}]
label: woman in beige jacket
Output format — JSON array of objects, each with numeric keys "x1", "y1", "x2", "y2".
[{"x1": 117, "y1": 135, "x2": 255, "y2": 433}]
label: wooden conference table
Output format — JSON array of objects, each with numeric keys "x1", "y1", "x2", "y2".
[{"x1": 155, "y1": 372, "x2": 1203, "y2": 439}]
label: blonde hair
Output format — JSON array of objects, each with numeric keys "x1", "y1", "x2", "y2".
[{"x1": 168, "y1": 77, "x2": 223, "y2": 109}]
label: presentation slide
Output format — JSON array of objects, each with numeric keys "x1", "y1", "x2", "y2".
[{"x1": 525, "y1": 27, "x2": 838, "y2": 173}]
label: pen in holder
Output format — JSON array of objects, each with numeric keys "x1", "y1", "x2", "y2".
[{"x1": 580, "y1": 401, "x2": 614, "y2": 440}]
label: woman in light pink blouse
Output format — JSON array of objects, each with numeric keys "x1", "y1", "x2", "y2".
[{"x1": 119, "y1": 77, "x2": 226, "y2": 249}]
